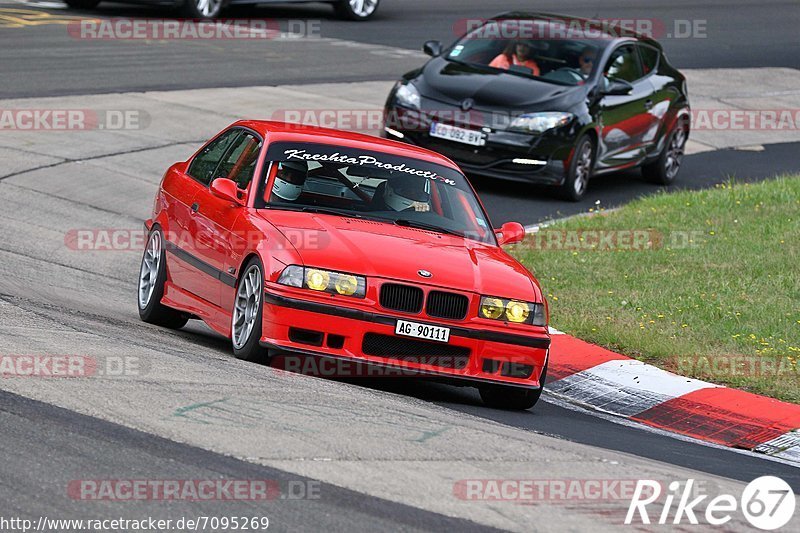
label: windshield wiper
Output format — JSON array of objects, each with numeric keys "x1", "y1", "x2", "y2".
[
  {"x1": 393, "y1": 218, "x2": 463, "y2": 237},
  {"x1": 301, "y1": 206, "x2": 362, "y2": 219}
]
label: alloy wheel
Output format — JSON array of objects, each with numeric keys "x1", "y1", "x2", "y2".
[
  {"x1": 665, "y1": 127, "x2": 686, "y2": 180},
  {"x1": 232, "y1": 264, "x2": 262, "y2": 350},
  {"x1": 348, "y1": 0, "x2": 378, "y2": 17},
  {"x1": 573, "y1": 142, "x2": 593, "y2": 196},
  {"x1": 195, "y1": 0, "x2": 222, "y2": 17},
  {"x1": 138, "y1": 231, "x2": 162, "y2": 309}
]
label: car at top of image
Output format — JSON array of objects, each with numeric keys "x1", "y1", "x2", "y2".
[
  {"x1": 383, "y1": 12, "x2": 691, "y2": 201},
  {"x1": 137, "y1": 121, "x2": 551, "y2": 410},
  {"x1": 64, "y1": 0, "x2": 380, "y2": 21}
]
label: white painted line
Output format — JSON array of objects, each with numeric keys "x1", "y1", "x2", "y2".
[
  {"x1": 524, "y1": 208, "x2": 621, "y2": 234},
  {"x1": 754, "y1": 430, "x2": 800, "y2": 462},
  {"x1": 547, "y1": 359, "x2": 719, "y2": 417}
]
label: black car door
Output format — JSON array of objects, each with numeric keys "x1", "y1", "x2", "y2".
[{"x1": 594, "y1": 44, "x2": 658, "y2": 170}]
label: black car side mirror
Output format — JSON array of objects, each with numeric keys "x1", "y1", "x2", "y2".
[
  {"x1": 601, "y1": 78, "x2": 634, "y2": 96},
  {"x1": 423, "y1": 40, "x2": 443, "y2": 57}
]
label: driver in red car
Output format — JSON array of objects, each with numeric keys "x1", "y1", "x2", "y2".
[
  {"x1": 271, "y1": 161, "x2": 308, "y2": 201},
  {"x1": 372, "y1": 175, "x2": 432, "y2": 212},
  {"x1": 489, "y1": 40, "x2": 541, "y2": 76}
]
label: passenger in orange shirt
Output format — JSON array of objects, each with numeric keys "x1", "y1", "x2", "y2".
[{"x1": 489, "y1": 40, "x2": 541, "y2": 76}]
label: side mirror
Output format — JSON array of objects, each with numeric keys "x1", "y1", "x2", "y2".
[
  {"x1": 210, "y1": 178, "x2": 242, "y2": 205},
  {"x1": 601, "y1": 78, "x2": 634, "y2": 96},
  {"x1": 423, "y1": 40, "x2": 443, "y2": 57},
  {"x1": 495, "y1": 222, "x2": 525, "y2": 246}
]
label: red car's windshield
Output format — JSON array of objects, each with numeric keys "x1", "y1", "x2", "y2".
[{"x1": 256, "y1": 142, "x2": 495, "y2": 244}]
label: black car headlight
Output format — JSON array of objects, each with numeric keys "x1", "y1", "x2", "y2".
[
  {"x1": 277, "y1": 265, "x2": 366, "y2": 298},
  {"x1": 395, "y1": 82, "x2": 421, "y2": 109},
  {"x1": 509, "y1": 112, "x2": 573, "y2": 133},
  {"x1": 479, "y1": 296, "x2": 546, "y2": 326}
]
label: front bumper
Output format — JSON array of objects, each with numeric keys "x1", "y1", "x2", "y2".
[
  {"x1": 260, "y1": 289, "x2": 550, "y2": 389},
  {"x1": 384, "y1": 104, "x2": 576, "y2": 186}
]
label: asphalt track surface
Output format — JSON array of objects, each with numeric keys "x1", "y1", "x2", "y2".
[
  {"x1": 0, "y1": 390, "x2": 499, "y2": 531},
  {"x1": 1, "y1": 0, "x2": 798, "y2": 98},
  {"x1": 1, "y1": 1, "x2": 800, "y2": 531}
]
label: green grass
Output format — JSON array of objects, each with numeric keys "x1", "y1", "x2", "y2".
[{"x1": 511, "y1": 176, "x2": 800, "y2": 402}]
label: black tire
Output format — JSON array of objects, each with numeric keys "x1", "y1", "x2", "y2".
[
  {"x1": 181, "y1": 0, "x2": 224, "y2": 20},
  {"x1": 231, "y1": 257, "x2": 269, "y2": 364},
  {"x1": 333, "y1": 0, "x2": 380, "y2": 20},
  {"x1": 137, "y1": 227, "x2": 189, "y2": 330},
  {"x1": 641, "y1": 121, "x2": 688, "y2": 185},
  {"x1": 479, "y1": 362, "x2": 547, "y2": 410},
  {"x1": 64, "y1": 0, "x2": 101, "y2": 7},
  {"x1": 559, "y1": 135, "x2": 594, "y2": 202}
]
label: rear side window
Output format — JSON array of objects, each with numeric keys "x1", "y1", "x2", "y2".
[
  {"x1": 604, "y1": 45, "x2": 644, "y2": 83},
  {"x1": 638, "y1": 45, "x2": 660, "y2": 75},
  {"x1": 187, "y1": 130, "x2": 240, "y2": 185}
]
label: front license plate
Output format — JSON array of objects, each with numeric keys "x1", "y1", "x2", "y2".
[
  {"x1": 429, "y1": 122, "x2": 485, "y2": 146},
  {"x1": 395, "y1": 320, "x2": 451, "y2": 343}
]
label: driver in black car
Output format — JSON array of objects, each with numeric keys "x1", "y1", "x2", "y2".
[
  {"x1": 371, "y1": 175, "x2": 431, "y2": 212},
  {"x1": 579, "y1": 46, "x2": 598, "y2": 77}
]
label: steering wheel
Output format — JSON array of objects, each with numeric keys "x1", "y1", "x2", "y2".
[{"x1": 552, "y1": 67, "x2": 587, "y2": 82}]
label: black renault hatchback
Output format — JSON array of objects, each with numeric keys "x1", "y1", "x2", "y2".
[{"x1": 383, "y1": 12, "x2": 691, "y2": 201}]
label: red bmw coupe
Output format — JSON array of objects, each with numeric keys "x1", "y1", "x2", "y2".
[{"x1": 138, "y1": 121, "x2": 551, "y2": 409}]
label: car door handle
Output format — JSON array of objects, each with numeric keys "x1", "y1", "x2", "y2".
[
  {"x1": 644, "y1": 100, "x2": 654, "y2": 110},
  {"x1": 191, "y1": 202, "x2": 200, "y2": 214}
]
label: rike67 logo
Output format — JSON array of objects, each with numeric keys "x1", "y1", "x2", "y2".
[{"x1": 626, "y1": 476, "x2": 795, "y2": 530}]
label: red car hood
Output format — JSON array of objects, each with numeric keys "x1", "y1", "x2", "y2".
[{"x1": 259, "y1": 211, "x2": 539, "y2": 300}]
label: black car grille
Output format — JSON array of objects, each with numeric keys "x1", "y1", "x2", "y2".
[
  {"x1": 379, "y1": 283, "x2": 424, "y2": 313},
  {"x1": 426, "y1": 291, "x2": 469, "y2": 320},
  {"x1": 423, "y1": 139, "x2": 499, "y2": 166},
  {"x1": 362, "y1": 333, "x2": 470, "y2": 369},
  {"x1": 380, "y1": 284, "x2": 470, "y2": 320}
]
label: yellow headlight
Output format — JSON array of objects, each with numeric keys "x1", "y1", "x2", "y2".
[
  {"x1": 506, "y1": 300, "x2": 530, "y2": 323},
  {"x1": 334, "y1": 274, "x2": 358, "y2": 296},
  {"x1": 480, "y1": 297, "x2": 505, "y2": 319},
  {"x1": 306, "y1": 269, "x2": 330, "y2": 291}
]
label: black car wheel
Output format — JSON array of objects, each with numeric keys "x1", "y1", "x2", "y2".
[
  {"x1": 560, "y1": 135, "x2": 594, "y2": 202},
  {"x1": 334, "y1": 0, "x2": 380, "y2": 20},
  {"x1": 479, "y1": 361, "x2": 548, "y2": 410},
  {"x1": 642, "y1": 121, "x2": 688, "y2": 185},
  {"x1": 137, "y1": 227, "x2": 189, "y2": 329},
  {"x1": 182, "y1": 0, "x2": 224, "y2": 19},
  {"x1": 64, "y1": 0, "x2": 101, "y2": 8}
]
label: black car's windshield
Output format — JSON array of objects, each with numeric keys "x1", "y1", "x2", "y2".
[
  {"x1": 447, "y1": 19, "x2": 609, "y2": 86},
  {"x1": 256, "y1": 142, "x2": 495, "y2": 244}
]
